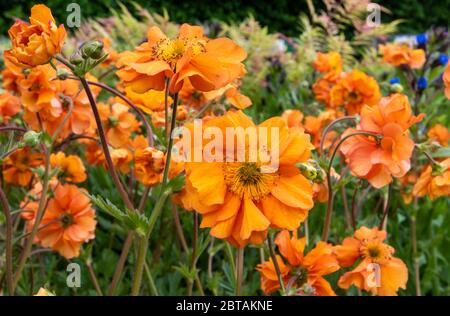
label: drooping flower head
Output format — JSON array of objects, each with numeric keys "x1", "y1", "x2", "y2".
[
  {"x1": 257, "y1": 230, "x2": 340, "y2": 296},
  {"x1": 340, "y1": 94, "x2": 423, "y2": 188},
  {"x1": 412, "y1": 158, "x2": 450, "y2": 200},
  {"x1": 334, "y1": 226, "x2": 408, "y2": 296},
  {"x1": 117, "y1": 24, "x2": 247, "y2": 94},
  {"x1": 427, "y1": 124, "x2": 449, "y2": 147},
  {"x1": 5, "y1": 4, "x2": 66, "y2": 68}
]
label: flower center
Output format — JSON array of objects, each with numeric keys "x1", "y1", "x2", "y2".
[
  {"x1": 60, "y1": 213, "x2": 74, "y2": 228},
  {"x1": 223, "y1": 162, "x2": 277, "y2": 200},
  {"x1": 361, "y1": 241, "x2": 392, "y2": 263},
  {"x1": 152, "y1": 38, "x2": 205, "y2": 69}
]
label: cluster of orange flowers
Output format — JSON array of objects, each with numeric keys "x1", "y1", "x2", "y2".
[{"x1": 257, "y1": 227, "x2": 408, "y2": 296}]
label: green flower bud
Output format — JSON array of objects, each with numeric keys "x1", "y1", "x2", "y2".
[
  {"x1": 23, "y1": 131, "x2": 42, "y2": 148},
  {"x1": 57, "y1": 68, "x2": 71, "y2": 80},
  {"x1": 69, "y1": 52, "x2": 83, "y2": 65},
  {"x1": 81, "y1": 40, "x2": 104, "y2": 59},
  {"x1": 390, "y1": 83, "x2": 404, "y2": 93},
  {"x1": 296, "y1": 159, "x2": 325, "y2": 183}
]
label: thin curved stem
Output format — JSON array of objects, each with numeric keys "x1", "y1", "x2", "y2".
[
  {"x1": 84, "y1": 80, "x2": 154, "y2": 147},
  {"x1": 379, "y1": 183, "x2": 392, "y2": 230},
  {"x1": 107, "y1": 232, "x2": 134, "y2": 296},
  {"x1": 13, "y1": 146, "x2": 51, "y2": 290},
  {"x1": 267, "y1": 235, "x2": 286, "y2": 295},
  {"x1": 0, "y1": 187, "x2": 13, "y2": 295},
  {"x1": 0, "y1": 126, "x2": 27, "y2": 133},
  {"x1": 79, "y1": 77, "x2": 134, "y2": 211},
  {"x1": 320, "y1": 115, "x2": 357, "y2": 154},
  {"x1": 322, "y1": 131, "x2": 381, "y2": 241}
]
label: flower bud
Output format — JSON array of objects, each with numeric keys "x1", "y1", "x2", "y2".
[
  {"x1": 296, "y1": 159, "x2": 325, "y2": 183},
  {"x1": 80, "y1": 40, "x2": 104, "y2": 59},
  {"x1": 22, "y1": 130, "x2": 42, "y2": 148},
  {"x1": 390, "y1": 83, "x2": 404, "y2": 93},
  {"x1": 69, "y1": 51, "x2": 83, "y2": 65},
  {"x1": 417, "y1": 76, "x2": 428, "y2": 90},
  {"x1": 56, "y1": 68, "x2": 71, "y2": 80}
]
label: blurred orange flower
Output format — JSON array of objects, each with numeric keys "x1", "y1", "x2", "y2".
[
  {"x1": 134, "y1": 147, "x2": 165, "y2": 186},
  {"x1": 180, "y1": 111, "x2": 314, "y2": 247},
  {"x1": 99, "y1": 102, "x2": 140, "y2": 148},
  {"x1": 50, "y1": 152, "x2": 87, "y2": 183},
  {"x1": 0, "y1": 92, "x2": 21, "y2": 123},
  {"x1": 427, "y1": 124, "x2": 449, "y2": 147},
  {"x1": 379, "y1": 44, "x2": 425, "y2": 69},
  {"x1": 281, "y1": 109, "x2": 304, "y2": 129},
  {"x1": 5, "y1": 4, "x2": 66, "y2": 68},
  {"x1": 330, "y1": 69, "x2": 381, "y2": 115},
  {"x1": 444, "y1": 63, "x2": 450, "y2": 99},
  {"x1": 117, "y1": 24, "x2": 247, "y2": 94},
  {"x1": 2, "y1": 147, "x2": 44, "y2": 186},
  {"x1": 334, "y1": 226, "x2": 408, "y2": 296},
  {"x1": 313, "y1": 51, "x2": 343, "y2": 80},
  {"x1": 257, "y1": 230, "x2": 339, "y2": 295},
  {"x1": 31, "y1": 183, "x2": 96, "y2": 259},
  {"x1": 412, "y1": 158, "x2": 450, "y2": 200}
]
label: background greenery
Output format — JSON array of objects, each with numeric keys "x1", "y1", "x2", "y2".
[{"x1": 1, "y1": 0, "x2": 450, "y2": 36}]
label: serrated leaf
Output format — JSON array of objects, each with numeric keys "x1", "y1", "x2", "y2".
[{"x1": 88, "y1": 194, "x2": 149, "y2": 236}]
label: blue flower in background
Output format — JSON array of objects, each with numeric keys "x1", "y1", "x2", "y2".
[
  {"x1": 439, "y1": 54, "x2": 449, "y2": 65},
  {"x1": 417, "y1": 76, "x2": 428, "y2": 90},
  {"x1": 389, "y1": 77, "x2": 401, "y2": 84},
  {"x1": 416, "y1": 33, "x2": 427, "y2": 45}
]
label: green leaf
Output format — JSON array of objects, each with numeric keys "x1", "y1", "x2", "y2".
[
  {"x1": 87, "y1": 194, "x2": 149, "y2": 236},
  {"x1": 167, "y1": 175, "x2": 185, "y2": 193}
]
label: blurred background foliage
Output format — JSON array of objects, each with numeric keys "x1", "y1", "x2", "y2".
[{"x1": 1, "y1": 0, "x2": 450, "y2": 36}]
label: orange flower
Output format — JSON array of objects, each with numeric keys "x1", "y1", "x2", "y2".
[
  {"x1": 330, "y1": 69, "x2": 381, "y2": 115},
  {"x1": 117, "y1": 24, "x2": 246, "y2": 94},
  {"x1": 151, "y1": 105, "x2": 188, "y2": 128},
  {"x1": 99, "y1": 102, "x2": 140, "y2": 148},
  {"x1": 5, "y1": 4, "x2": 66, "y2": 68},
  {"x1": 29, "y1": 183, "x2": 96, "y2": 259},
  {"x1": 444, "y1": 63, "x2": 450, "y2": 99},
  {"x1": 313, "y1": 76, "x2": 336, "y2": 106},
  {"x1": 50, "y1": 152, "x2": 87, "y2": 183},
  {"x1": 281, "y1": 109, "x2": 304, "y2": 129},
  {"x1": 313, "y1": 51, "x2": 343, "y2": 79},
  {"x1": 122, "y1": 87, "x2": 171, "y2": 114},
  {"x1": 19, "y1": 65, "x2": 96, "y2": 139},
  {"x1": 85, "y1": 140, "x2": 132, "y2": 174},
  {"x1": 398, "y1": 172, "x2": 417, "y2": 204},
  {"x1": 2, "y1": 147, "x2": 44, "y2": 186},
  {"x1": 34, "y1": 288, "x2": 54, "y2": 296},
  {"x1": 427, "y1": 124, "x2": 449, "y2": 147},
  {"x1": 334, "y1": 226, "x2": 408, "y2": 296},
  {"x1": 340, "y1": 94, "x2": 422, "y2": 188},
  {"x1": 412, "y1": 158, "x2": 450, "y2": 200},
  {"x1": 180, "y1": 111, "x2": 315, "y2": 247},
  {"x1": 257, "y1": 230, "x2": 340, "y2": 295},
  {"x1": 379, "y1": 43, "x2": 425, "y2": 69},
  {"x1": 134, "y1": 147, "x2": 165, "y2": 186},
  {"x1": 0, "y1": 92, "x2": 21, "y2": 123},
  {"x1": 304, "y1": 109, "x2": 341, "y2": 149}
]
